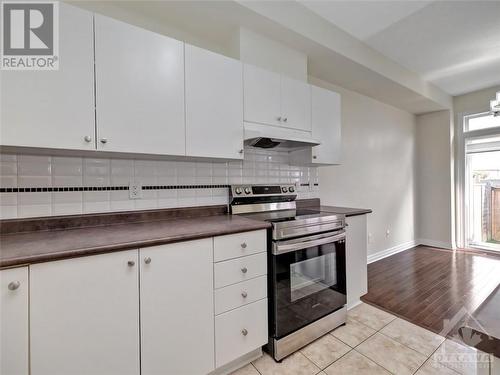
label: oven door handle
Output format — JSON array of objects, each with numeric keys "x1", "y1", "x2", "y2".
[{"x1": 273, "y1": 232, "x2": 346, "y2": 255}]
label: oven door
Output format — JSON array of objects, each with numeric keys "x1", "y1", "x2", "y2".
[{"x1": 270, "y1": 230, "x2": 346, "y2": 339}]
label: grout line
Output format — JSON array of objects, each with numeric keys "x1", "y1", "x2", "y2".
[{"x1": 353, "y1": 349, "x2": 396, "y2": 375}]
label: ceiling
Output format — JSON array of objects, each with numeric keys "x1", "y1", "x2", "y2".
[{"x1": 300, "y1": 0, "x2": 500, "y2": 96}]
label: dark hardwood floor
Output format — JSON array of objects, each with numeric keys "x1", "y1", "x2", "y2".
[{"x1": 362, "y1": 245, "x2": 500, "y2": 356}]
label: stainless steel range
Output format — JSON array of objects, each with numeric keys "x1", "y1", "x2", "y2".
[{"x1": 230, "y1": 184, "x2": 347, "y2": 361}]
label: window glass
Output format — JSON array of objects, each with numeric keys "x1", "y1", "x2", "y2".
[{"x1": 465, "y1": 114, "x2": 500, "y2": 132}]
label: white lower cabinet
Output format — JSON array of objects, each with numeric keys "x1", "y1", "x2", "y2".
[
  {"x1": 0, "y1": 267, "x2": 29, "y2": 375},
  {"x1": 30, "y1": 250, "x2": 140, "y2": 375},
  {"x1": 21, "y1": 230, "x2": 267, "y2": 375},
  {"x1": 215, "y1": 275, "x2": 267, "y2": 315},
  {"x1": 213, "y1": 230, "x2": 268, "y2": 369},
  {"x1": 345, "y1": 215, "x2": 368, "y2": 308},
  {"x1": 215, "y1": 299, "x2": 268, "y2": 368},
  {"x1": 214, "y1": 252, "x2": 267, "y2": 289},
  {"x1": 140, "y1": 239, "x2": 215, "y2": 375}
]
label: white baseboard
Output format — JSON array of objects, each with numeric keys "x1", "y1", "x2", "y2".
[
  {"x1": 367, "y1": 240, "x2": 418, "y2": 264},
  {"x1": 417, "y1": 238, "x2": 454, "y2": 250},
  {"x1": 367, "y1": 238, "x2": 455, "y2": 264}
]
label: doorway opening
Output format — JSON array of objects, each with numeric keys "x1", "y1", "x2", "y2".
[{"x1": 463, "y1": 113, "x2": 500, "y2": 252}]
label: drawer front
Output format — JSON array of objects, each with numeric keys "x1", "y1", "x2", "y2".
[
  {"x1": 215, "y1": 299, "x2": 268, "y2": 368},
  {"x1": 214, "y1": 253, "x2": 267, "y2": 289},
  {"x1": 215, "y1": 275, "x2": 267, "y2": 315},
  {"x1": 214, "y1": 230, "x2": 267, "y2": 262}
]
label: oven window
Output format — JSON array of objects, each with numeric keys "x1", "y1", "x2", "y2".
[{"x1": 290, "y1": 253, "x2": 337, "y2": 302}]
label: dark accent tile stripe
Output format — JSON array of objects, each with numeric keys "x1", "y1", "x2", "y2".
[
  {"x1": 0, "y1": 184, "x2": 319, "y2": 193},
  {"x1": 0, "y1": 184, "x2": 231, "y2": 193}
]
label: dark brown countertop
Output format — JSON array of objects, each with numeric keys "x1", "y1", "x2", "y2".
[
  {"x1": 319, "y1": 205, "x2": 372, "y2": 217},
  {"x1": 0, "y1": 215, "x2": 270, "y2": 268}
]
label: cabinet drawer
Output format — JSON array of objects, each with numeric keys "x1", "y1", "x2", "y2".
[
  {"x1": 214, "y1": 253, "x2": 267, "y2": 289},
  {"x1": 214, "y1": 230, "x2": 266, "y2": 262},
  {"x1": 215, "y1": 299, "x2": 268, "y2": 368},
  {"x1": 215, "y1": 275, "x2": 267, "y2": 315}
]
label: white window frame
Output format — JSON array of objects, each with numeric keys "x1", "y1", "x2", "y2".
[{"x1": 455, "y1": 111, "x2": 500, "y2": 249}]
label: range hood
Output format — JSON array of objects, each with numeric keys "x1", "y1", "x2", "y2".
[
  {"x1": 245, "y1": 137, "x2": 320, "y2": 150},
  {"x1": 244, "y1": 123, "x2": 320, "y2": 150}
]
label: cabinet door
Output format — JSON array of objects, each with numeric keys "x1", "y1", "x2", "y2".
[
  {"x1": 346, "y1": 215, "x2": 368, "y2": 308},
  {"x1": 95, "y1": 15, "x2": 185, "y2": 155},
  {"x1": 0, "y1": 3, "x2": 95, "y2": 150},
  {"x1": 311, "y1": 86, "x2": 341, "y2": 164},
  {"x1": 30, "y1": 251, "x2": 140, "y2": 375},
  {"x1": 281, "y1": 76, "x2": 311, "y2": 131},
  {"x1": 243, "y1": 64, "x2": 281, "y2": 127},
  {"x1": 0, "y1": 267, "x2": 29, "y2": 375},
  {"x1": 140, "y1": 239, "x2": 214, "y2": 375},
  {"x1": 185, "y1": 44, "x2": 243, "y2": 159}
]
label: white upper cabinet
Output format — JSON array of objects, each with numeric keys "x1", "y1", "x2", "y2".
[
  {"x1": 0, "y1": 267, "x2": 29, "y2": 375},
  {"x1": 290, "y1": 85, "x2": 341, "y2": 165},
  {"x1": 243, "y1": 64, "x2": 311, "y2": 132},
  {"x1": 243, "y1": 64, "x2": 282, "y2": 127},
  {"x1": 30, "y1": 251, "x2": 140, "y2": 375},
  {"x1": 311, "y1": 86, "x2": 341, "y2": 164},
  {"x1": 0, "y1": 3, "x2": 95, "y2": 150},
  {"x1": 185, "y1": 44, "x2": 244, "y2": 159},
  {"x1": 280, "y1": 76, "x2": 311, "y2": 131},
  {"x1": 140, "y1": 239, "x2": 214, "y2": 375},
  {"x1": 94, "y1": 15, "x2": 185, "y2": 156}
]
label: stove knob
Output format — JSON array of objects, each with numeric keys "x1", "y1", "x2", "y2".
[
  {"x1": 289, "y1": 186, "x2": 295, "y2": 193},
  {"x1": 281, "y1": 186, "x2": 288, "y2": 193},
  {"x1": 235, "y1": 187, "x2": 242, "y2": 195},
  {"x1": 244, "y1": 187, "x2": 251, "y2": 194}
]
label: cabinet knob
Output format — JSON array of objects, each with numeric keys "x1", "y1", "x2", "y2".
[
  {"x1": 8, "y1": 281, "x2": 20, "y2": 291},
  {"x1": 127, "y1": 260, "x2": 136, "y2": 267},
  {"x1": 238, "y1": 149, "x2": 244, "y2": 154},
  {"x1": 144, "y1": 257, "x2": 152, "y2": 264},
  {"x1": 313, "y1": 155, "x2": 317, "y2": 159},
  {"x1": 283, "y1": 117, "x2": 288, "y2": 122},
  {"x1": 241, "y1": 267, "x2": 248, "y2": 274},
  {"x1": 100, "y1": 138, "x2": 108, "y2": 144},
  {"x1": 241, "y1": 291, "x2": 248, "y2": 298},
  {"x1": 277, "y1": 116, "x2": 282, "y2": 121},
  {"x1": 241, "y1": 328, "x2": 248, "y2": 336},
  {"x1": 84, "y1": 136, "x2": 92, "y2": 143},
  {"x1": 241, "y1": 242, "x2": 247, "y2": 249}
]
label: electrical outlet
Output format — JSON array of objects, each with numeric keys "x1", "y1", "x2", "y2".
[{"x1": 129, "y1": 182, "x2": 142, "y2": 199}]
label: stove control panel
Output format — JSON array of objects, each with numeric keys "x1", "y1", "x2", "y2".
[{"x1": 230, "y1": 184, "x2": 297, "y2": 198}]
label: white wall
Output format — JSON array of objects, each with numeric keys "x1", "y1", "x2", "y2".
[
  {"x1": 454, "y1": 85, "x2": 500, "y2": 115},
  {"x1": 238, "y1": 28, "x2": 308, "y2": 82},
  {"x1": 415, "y1": 110, "x2": 454, "y2": 249},
  {"x1": 310, "y1": 77, "x2": 417, "y2": 258}
]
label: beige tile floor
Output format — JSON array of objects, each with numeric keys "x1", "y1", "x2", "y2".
[{"x1": 231, "y1": 303, "x2": 498, "y2": 375}]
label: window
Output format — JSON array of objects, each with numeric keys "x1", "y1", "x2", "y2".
[{"x1": 464, "y1": 113, "x2": 500, "y2": 132}]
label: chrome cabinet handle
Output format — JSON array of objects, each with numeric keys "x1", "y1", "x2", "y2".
[
  {"x1": 241, "y1": 291, "x2": 248, "y2": 298},
  {"x1": 8, "y1": 281, "x2": 20, "y2": 291},
  {"x1": 127, "y1": 261, "x2": 135, "y2": 267},
  {"x1": 241, "y1": 328, "x2": 248, "y2": 336},
  {"x1": 241, "y1": 267, "x2": 248, "y2": 274},
  {"x1": 84, "y1": 136, "x2": 92, "y2": 143},
  {"x1": 100, "y1": 138, "x2": 108, "y2": 144},
  {"x1": 144, "y1": 257, "x2": 152, "y2": 264},
  {"x1": 241, "y1": 242, "x2": 247, "y2": 249}
]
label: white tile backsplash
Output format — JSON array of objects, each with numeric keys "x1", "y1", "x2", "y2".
[{"x1": 0, "y1": 147, "x2": 319, "y2": 219}]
